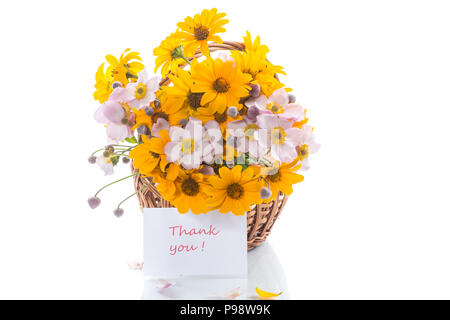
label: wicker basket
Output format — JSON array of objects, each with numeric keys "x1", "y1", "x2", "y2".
[{"x1": 133, "y1": 41, "x2": 289, "y2": 251}]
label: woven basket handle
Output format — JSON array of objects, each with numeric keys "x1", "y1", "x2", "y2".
[{"x1": 159, "y1": 41, "x2": 246, "y2": 86}]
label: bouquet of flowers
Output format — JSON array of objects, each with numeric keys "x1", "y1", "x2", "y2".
[{"x1": 88, "y1": 8, "x2": 319, "y2": 229}]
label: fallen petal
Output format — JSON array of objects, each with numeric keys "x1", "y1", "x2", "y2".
[
  {"x1": 127, "y1": 261, "x2": 143, "y2": 270},
  {"x1": 156, "y1": 278, "x2": 176, "y2": 289},
  {"x1": 255, "y1": 287, "x2": 282, "y2": 298},
  {"x1": 220, "y1": 287, "x2": 241, "y2": 299}
]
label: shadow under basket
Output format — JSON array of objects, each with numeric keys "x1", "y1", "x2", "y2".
[
  {"x1": 133, "y1": 169, "x2": 288, "y2": 251},
  {"x1": 132, "y1": 41, "x2": 288, "y2": 250}
]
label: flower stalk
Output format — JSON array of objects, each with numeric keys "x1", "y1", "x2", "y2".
[
  {"x1": 116, "y1": 182, "x2": 153, "y2": 209},
  {"x1": 94, "y1": 173, "x2": 138, "y2": 197}
]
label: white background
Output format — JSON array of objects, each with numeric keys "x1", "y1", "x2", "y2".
[{"x1": 0, "y1": 0, "x2": 449, "y2": 299}]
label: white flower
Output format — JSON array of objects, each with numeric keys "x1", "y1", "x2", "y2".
[
  {"x1": 202, "y1": 120, "x2": 223, "y2": 164},
  {"x1": 297, "y1": 125, "x2": 320, "y2": 171},
  {"x1": 227, "y1": 117, "x2": 267, "y2": 160},
  {"x1": 164, "y1": 118, "x2": 205, "y2": 170},
  {"x1": 94, "y1": 100, "x2": 133, "y2": 143},
  {"x1": 124, "y1": 69, "x2": 160, "y2": 109},
  {"x1": 247, "y1": 88, "x2": 305, "y2": 121},
  {"x1": 151, "y1": 118, "x2": 170, "y2": 138},
  {"x1": 256, "y1": 114, "x2": 303, "y2": 164},
  {"x1": 96, "y1": 153, "x2": 114, "y2": 176}
]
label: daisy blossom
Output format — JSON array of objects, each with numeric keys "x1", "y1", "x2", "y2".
[
  {"x1": 124, "y1": 69, "x2": 160, "y2": 109},
  {"x1": 256, "y1": 114, "x2": 302, "y2": 164},
  {"x1": 227, "y1": 117, "x2": 267, "y2": 160},
  {"x1": 202, "y1": 120, "x2": 223, "y2": 164},
  {"x1": 164, "y1": 118, "x2": 205, "y2": 170},
  {"x1": 96, "y1": 153, "x2": 114, "y2": 176},
  {"x1": 247, "y1": 88, "x2": 304, "y2": 121},
  {"x1": 94, "y1": 99, "x2": 133, "y2": 143},
  {"x1": 297, "y1": 125, "x2": 320, "y2": 171}
]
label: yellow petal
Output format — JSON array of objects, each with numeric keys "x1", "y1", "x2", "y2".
[{"x1": 255, "y1": 287, "x2": 282, "y2": 298}]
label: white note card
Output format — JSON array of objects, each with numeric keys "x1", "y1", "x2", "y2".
[{"x1": 143, "y1": 208, "x2": 248, "y2": 278}]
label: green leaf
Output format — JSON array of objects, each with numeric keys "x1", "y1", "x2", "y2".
[
  {"x1": 111, "y1": 156, "x2": 120, "y2": 166},
  {"x1": 125, "y1": 136, "x2": 138, "y2": 144}
]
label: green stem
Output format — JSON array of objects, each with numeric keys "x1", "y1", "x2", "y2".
[
  {"x1": 94, "y1": 173, "x2": 138, "y2": 197},
  {"x1": 91, "y1": 145, "x2": 134, "y2": 156},
  {"x1": 116, "y1": 182, "x2": 153, "y2": 209},
  {"x1": 91, "y1": 148, "x2": 105, "y2": 156},
  {"x1": 126, "y1": 72, "x2": 138, "y2": 79},
  {"x1": 109, "y1": 144, "x2": 136, "y2": 148},
  {"x1": 119, "y1": 147, "x2": 133, "y2": 154},
  {"x1": 181, "y1": 56, "x2": 191, "y2": 65}
]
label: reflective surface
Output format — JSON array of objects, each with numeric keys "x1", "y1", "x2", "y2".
[{"x1": 142, "y1": 242, "x2": 289, "y2": 300}]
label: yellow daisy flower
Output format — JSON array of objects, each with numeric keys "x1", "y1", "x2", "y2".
[
  {"x1": 133, "y1": 94, "x2": 186, "y2": 129},
  {"x1": 232, "y1": 32, "x2": 285, "y2": 96},
  {"x1": 153, "y1": 163, "x2": 181, "y2": 201},
  {"x1": 171, "y1": 172, "x2": 210, "y2": 214},
  {"x1": 175, "y1": 8, "x2": 228, "y2": 57},
  {"x1": 162, "y1": 68, "x2": 206, "y2": 116},
  {"x1": 205, "y1": 165, "x2": 264, "y2": 216},
  {"x1": 93, "y1": 49, "x2": 145, "y2": 103},
  {"x1": 195, "y1": 107, "x2": 242, "y2": 134},
  {"x1": 263, "y1": 158, "x2": 304, "y2": 202},
  {"x1": 132, "y1": 108, "x2": 153, "y2": 132},
  {"x1": 243, "y1": 31, "x2": 269, "y2": 56},
  {"x1": 129, "y1": 133, "x2": 170, "y2": 177},
  {"x1": 191, "y1": 58, "x2": 252, "y2": 114},
  {"x1": 105, "y1": 48, "x2": 144, "y2": 84},
  {"x1": 93, "y1": 63, "x2": 112, "y2": 103},
  {"x1": 153, "y1": 34, "x2": 190, "y2": 77}
]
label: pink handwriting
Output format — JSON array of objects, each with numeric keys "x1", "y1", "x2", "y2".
[
  {"x1": 168, "y1": 225, "x2": 220, "y2": 237},
  {"x1": 169, "y1": 243, "x2": 199, "y2": 256}
]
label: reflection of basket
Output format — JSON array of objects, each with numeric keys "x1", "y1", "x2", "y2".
[{"x1": 133, "y1": 41, "x2": 288, "y2": 251}]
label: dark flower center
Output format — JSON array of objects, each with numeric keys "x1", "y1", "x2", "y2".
[
  {"x1": 187, "y1": 92, "x2": 203, "y2": 110},
  {"x1": 267, "y1": 171, "x2": 281, "y2": 183},
  {"x1": 214, "y1": 112, "x2": 228, "y2": 123},
  {"x1": 213, "y1": 77, "x2": 230, "y2": 93},
  {"x1": 226, "y1": 183, "x2": 244, "y2": 200},
  {"x1": 150, "y1": 152, "x2": 160, "y2": 158},
  {"x1": 181, "y1": 177, "x2": 200, "y2": 196},
  {"x1": 194, "y1": 26, "x2": 210, "y2": 40},
  {"x1": 151, "y1": 111, "x2": 169, "y2": 123}
]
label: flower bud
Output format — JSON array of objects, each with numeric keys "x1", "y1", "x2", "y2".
[
  {"x1": 121, "y1": 117, "x2": 129, "y2": 125},
  {"x1": 178, "y1": 118, "x2": 188, "y2": 127},
  {"x1": 288, "y1": 93, "x2": 296, "y2": 104},
  {"x1": 153, "y1": 99, "x2": 161, "y2": 109},
  {"x1": 113, "y1": 208, "x2": 124, "y2": 218},
  {"x1": 112, "y1": 81, "x2": 122, "y2": 89},
  {"x1": 88, "y1": 156, "x2": 97, "y2": 164},
  {"x1": 199, "y1": 165, "x2": 215, "y2": 175},
  {"x1": 247, "y1": 106, "x2": 260, "y2": 121},
  {"x1": 137, "y1": 125, "x2": 149, "y2": 135},
  {"x1": 260, "y1": 187, "x2": 272, "y2": 199},
  {"x1": 88, "y1": 197, "x2": 101, "y2": 209},
  {"x1": 105, "y1": 145, "x2": 115, "y2": 153},
  {"x1": 102, "y1": 150, "x2": 111, "y2": 158},
  {"x1": 122, "y1": 157, "x2": 130, "y2": 164},
  {"x1": 145, "y1": 106, "x2": 154, "y2": 116},
  {"x1": 250, "y1": 83, "x2": 261, "y2": 97},
  {"x1": 227, "y1": 106, "x2": 239, "y2": 118}
]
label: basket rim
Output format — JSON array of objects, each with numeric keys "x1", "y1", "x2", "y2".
[{"x1": 159, "y1": 40, "x2": 278, "y2": 86}]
